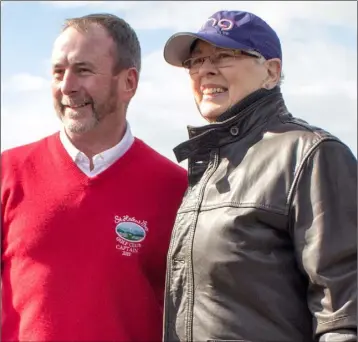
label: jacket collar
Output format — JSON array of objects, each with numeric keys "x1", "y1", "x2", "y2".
[{"x1": 173, "y1": 87, "x2": 286, "y2": 163}]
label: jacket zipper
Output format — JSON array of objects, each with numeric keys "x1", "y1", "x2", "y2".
[{"x1": 185, "y1": 150, "x2": 220, "y2": 342}]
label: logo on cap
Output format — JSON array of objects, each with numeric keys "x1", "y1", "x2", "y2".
[{"x1": 202, "y1": 17, "x2": 234, "y2": 31}]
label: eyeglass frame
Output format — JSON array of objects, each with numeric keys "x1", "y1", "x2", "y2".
[{"x1": 182, "y1": 49, "x2": 264, "y2": 74}]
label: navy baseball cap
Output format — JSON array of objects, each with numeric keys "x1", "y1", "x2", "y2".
[{"x1": 164, "y1": 10, "x2": 282, "y2": 67}]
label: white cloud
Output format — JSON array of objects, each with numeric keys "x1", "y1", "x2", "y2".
[
  {"x1": 40, "y1": 1, "x2": 142, "y2": 10},
  {"x1": 41, "y1": 1, "x2": 357, "y2": 31},
  {"x1": 39, "y1": 1, "x2": 105, "y2": 8},
  {"x1": 0, "y1": 92, "x2": 61, "y2": 152},
  {"x1": 2, "y1": 2, "x2": 357, "y2": 164},
  {"x1": 3, "y1": 73, "x2": 50, "y2": 92},
  {"x1": 131, "y1": 39, "x2": 357, "y2": 159}
]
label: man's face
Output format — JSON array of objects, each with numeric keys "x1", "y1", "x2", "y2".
[
  {"x1": 51, "y1": 24, "x2": 121, "y2": 134},
  {"x1": 189, "y1": 40, "x2": 271, "y2": 122}
]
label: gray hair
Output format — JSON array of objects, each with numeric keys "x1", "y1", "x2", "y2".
[
  {"x1": 62, "y1": 13, "x2": 141, "y2": 74},
  {"x1": 255, "y1": 53, "x2": 284, "y2": 87}
]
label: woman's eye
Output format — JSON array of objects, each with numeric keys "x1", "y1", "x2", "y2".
[
  {"x1": 192, "y1": 57, "x2": 204, "y2": 66},
  {"x1": 216, "y1": 53, "x2": 233, "y2": 60}
]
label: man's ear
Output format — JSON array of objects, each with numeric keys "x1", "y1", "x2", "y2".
[
  {"x1": 125, "y1": 68, "x2": 139, "y2": 93},
  {"x1": 119, "y1": 67, "x2": 139, "y2": 103},
  {"x1": 264, "y1": 58, "x2": 282, "y2": 89}
]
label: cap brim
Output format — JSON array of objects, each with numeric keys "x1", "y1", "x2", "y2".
[{"x1": 163, "y1": 31, "x2": 253, "y2": 67}]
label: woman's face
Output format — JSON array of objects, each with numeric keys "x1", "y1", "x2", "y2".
[{"x1": 188, "y1": 40, "x2": 275, "y2": 122}]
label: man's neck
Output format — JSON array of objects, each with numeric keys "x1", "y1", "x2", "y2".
[{"x1": 65, "y1": 118, "x2": 127, "y2": 160}]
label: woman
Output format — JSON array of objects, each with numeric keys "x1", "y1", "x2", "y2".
[{"x1": 162, "y1": 10, "x2": 357, "y2": 342}]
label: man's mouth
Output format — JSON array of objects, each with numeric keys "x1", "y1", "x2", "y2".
[{"x1": 64, "y1": 102, "x2": 91, "y2": 109}]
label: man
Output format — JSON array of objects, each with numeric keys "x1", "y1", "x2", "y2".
[
  {"x1": 1, "y1": 13, "x2": 187, "y2": 342},
  {"x1": 162, "y1": 10, "x2": 357, "y2": 342}
]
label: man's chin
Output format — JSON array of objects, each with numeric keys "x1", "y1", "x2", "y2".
[{"x1": 63, "y1": 118, "x2": 98, "y2": 135}]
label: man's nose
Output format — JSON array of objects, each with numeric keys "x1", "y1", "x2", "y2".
[{"x1": 60, "y1": 70, "x2": 79, "y2": 95}]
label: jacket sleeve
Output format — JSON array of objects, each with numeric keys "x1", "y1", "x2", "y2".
[
  {"x1": 289, "y1": 139, "x2": 357, "y2": 340},
  {"x1": 318, "y1": 329, "x2": 357, "y2": 342}
]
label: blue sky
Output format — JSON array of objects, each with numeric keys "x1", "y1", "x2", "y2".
[
  {"x1": 1, "y1": 1, "x2": 173, "y2": 78},
  {"x1": 1, "y1": 1, "x2": 357, "y2": 162}
]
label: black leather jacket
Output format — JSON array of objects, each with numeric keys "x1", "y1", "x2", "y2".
[{"x1": 163, "y1": 88, "x2": 357, "y2": 342}]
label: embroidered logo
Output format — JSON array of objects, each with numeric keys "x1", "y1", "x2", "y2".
[
  {"x1": 114, "y1": 215, "x2": 148, "y2": 257},
  {"x1": 202, "y1": 17, "x2": 234, "y2": 31}
]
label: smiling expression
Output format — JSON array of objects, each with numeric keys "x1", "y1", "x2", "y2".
[
  {"x1": 189, "y1": 40, "x2": 274, "y2": 122},
  {"x1": 51, "y1": 24, "x2": 122, "y2": 134}
]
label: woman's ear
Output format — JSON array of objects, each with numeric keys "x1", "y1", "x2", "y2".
[{"x1": 264, "y1": 58, "x2": 282, "y2": 89}]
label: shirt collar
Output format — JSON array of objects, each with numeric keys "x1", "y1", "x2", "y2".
[{"x1": 59, "y1": 121, "x2": 134, "y2": 166}]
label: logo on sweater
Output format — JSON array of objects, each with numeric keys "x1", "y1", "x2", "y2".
[{"x1": 114, "y1": 215, "x2": 148, "y2": 257}]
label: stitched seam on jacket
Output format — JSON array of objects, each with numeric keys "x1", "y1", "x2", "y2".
[
  {"x1": 279, "y1": 115, "x2": 333, "y2": 139},
  {"x1": 163, "y1": 212, "x2": 184, "y2": 340},
  {"x1": 202, "y1": 202, "x2": 286, "y2": 214},
  {"x1": 178, "y1": 203, "x2": 286, "y2": 215},
  {"x1": 317, "y1": 315, "x2": 352, "y2": 325},
  {"x1": 286, "y1": 137, "x2": 342, "y2": 212}
]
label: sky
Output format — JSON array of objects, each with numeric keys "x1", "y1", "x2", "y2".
[{"x1": 1, "y1": 1, "x2": 357, "y2": 165}]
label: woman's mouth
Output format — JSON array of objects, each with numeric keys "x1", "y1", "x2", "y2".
[{"x1": 202, "y1": 87, "x2": 228, "y2": 100}]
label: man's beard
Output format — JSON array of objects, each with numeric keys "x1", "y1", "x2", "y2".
[
  {"x1": 60, "y1": 102, "x2": 100, "y2": 134},
  {"x1": 55, "y1": 83, "x2": 118, "y2": 134}
]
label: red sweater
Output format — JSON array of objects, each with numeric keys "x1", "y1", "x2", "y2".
[{"x1": 1, "y1": 133, "x2": 187, "y2": 342}]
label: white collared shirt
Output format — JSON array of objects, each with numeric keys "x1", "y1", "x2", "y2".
[{"x1": 59, "y1": 122, "x2": 134, "y2": 177}]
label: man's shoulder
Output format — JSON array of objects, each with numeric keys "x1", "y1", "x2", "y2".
[
  {"x1": 1, "y1": 133, "x2": 59, "y2": 166},
  {"x1": 132, "y1": 138, "x2": 188, "y2": 191},
  {"x1": 134, "y1": 138, "x2": 187, "y2": 174}
]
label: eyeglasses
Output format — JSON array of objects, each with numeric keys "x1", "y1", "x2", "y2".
[{"x1": 182, "y1": 49, "x2": 262, "y2": 74}]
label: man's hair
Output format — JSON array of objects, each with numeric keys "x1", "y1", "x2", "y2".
[{"x1": 62, "y1": 13, "x2": 141, "y2": 74}]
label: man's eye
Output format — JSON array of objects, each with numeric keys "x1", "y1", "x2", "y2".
[
  {"x1": 52, "y1": 70, "x2": 63, "y2": 79},
  {"x1": 78, "y1": 68, "x2": 91, "y2": 73}
]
